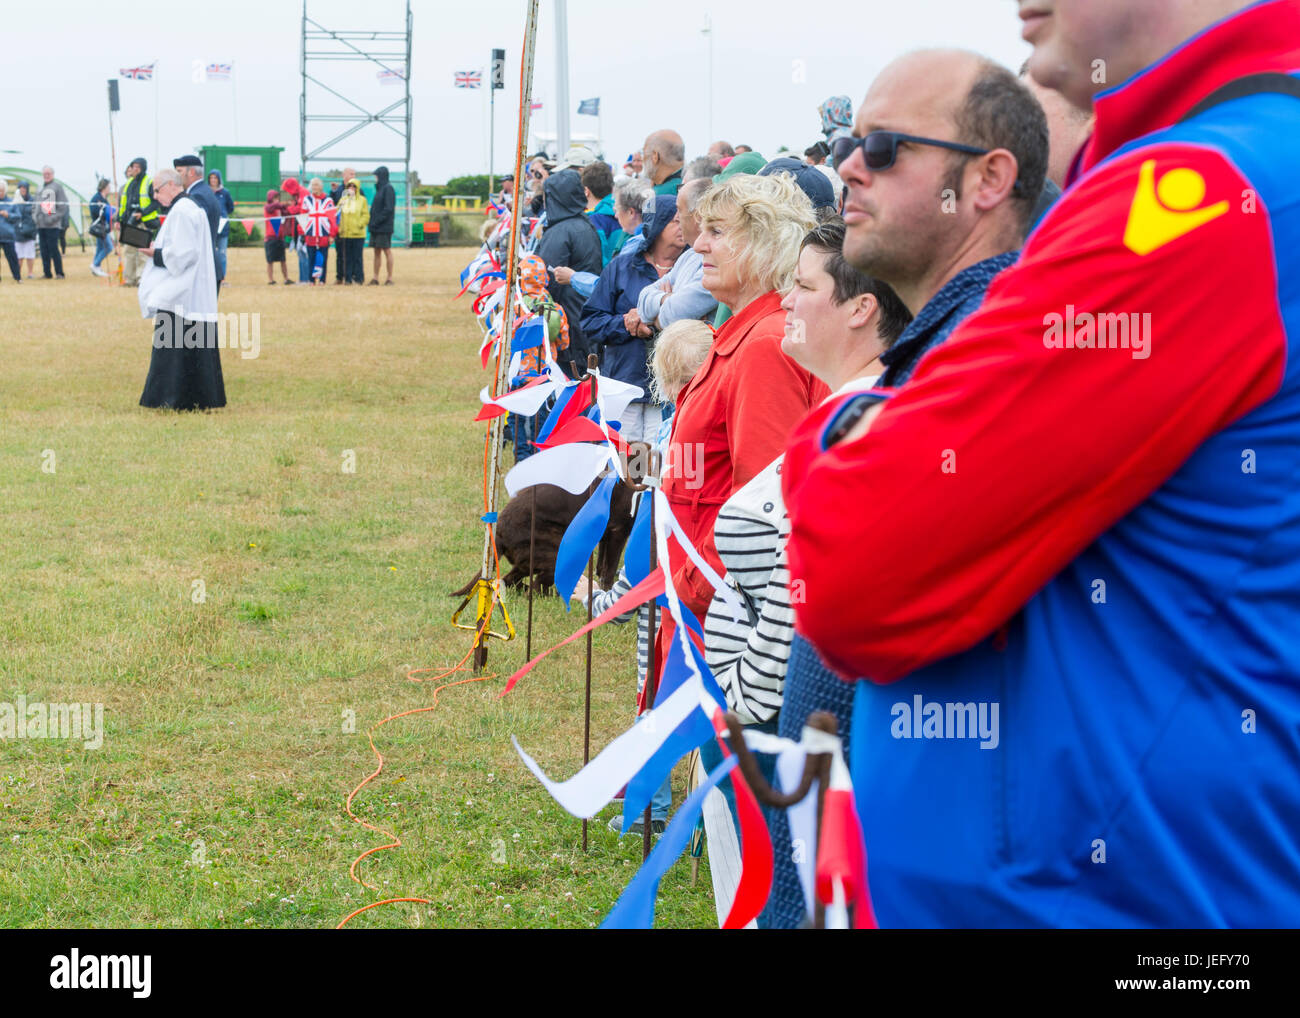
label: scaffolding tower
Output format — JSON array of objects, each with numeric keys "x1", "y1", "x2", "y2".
[{"x1": 300, "y1": 0, "x2": 413, "y2": 244}]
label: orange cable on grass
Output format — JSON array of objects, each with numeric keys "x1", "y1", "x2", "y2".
[{"x1": 337, "y1": 624, "x2": 500, "y2": 929}]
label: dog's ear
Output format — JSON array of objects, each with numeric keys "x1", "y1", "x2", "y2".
[{"x1": 623, "y1": 440, "x2": 652, "y2": 485}]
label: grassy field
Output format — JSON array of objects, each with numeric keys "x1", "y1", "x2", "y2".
[{"x1": 0, "y1": 244, "x2": 713, "y2": 928}]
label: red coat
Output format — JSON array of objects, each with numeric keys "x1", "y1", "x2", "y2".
[{"x1": 661, "y1": 290, "x2": 827, "y2": 623}]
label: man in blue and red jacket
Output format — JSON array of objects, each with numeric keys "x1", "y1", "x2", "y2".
[{"x1": 784, "y1": 0, "x2": 1300, "y2": 927}]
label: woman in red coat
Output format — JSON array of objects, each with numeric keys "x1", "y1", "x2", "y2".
[{"x1": 655, "y1": 172, "x2": 823, "y2": 689}]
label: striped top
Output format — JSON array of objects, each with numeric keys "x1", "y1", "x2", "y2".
[
  {"x1": 588, "y1": 560, "x2": 653, "y2": 694},
  {"x1": 703, "y1": 456, "x2": 794, "y2": 725}
]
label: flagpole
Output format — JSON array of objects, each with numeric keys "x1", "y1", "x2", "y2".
[
  {"x1": 472, "y1": 0, "x2": 540, "y2": 673},
  {"x1": 231, "y1": 61, "x2": 239, "y2": 143},
  {"x1": 107, "y1": 82, "x2": 122, "y2": 285},
  {"x1": 154, "y1": 58, "x2": 160, "y2": 171}
]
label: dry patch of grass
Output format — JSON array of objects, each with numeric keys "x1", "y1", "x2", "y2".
[{"x1": 0, "y1": 245, "x2": 712, "y2": 928}]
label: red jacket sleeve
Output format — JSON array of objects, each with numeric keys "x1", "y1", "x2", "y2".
[
  {"x1": 727, "y1": 321, "x2": 827, "y2": 489},
  {"x1": 785, "y1": 142, "x2": 1286, "y2": 682}
]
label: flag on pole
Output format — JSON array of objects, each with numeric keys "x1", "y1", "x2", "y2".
[
  {"x1": 455, "y1": 70, "x2": 483, "y2": 89},
  {"x1": 378, "y1": 68, "x2": 405, "y2": 86},
  {"x1": 120, "y1": 63, "x2": 155, "y2": 80},
  {"x1": 577, "y1": 97, "x2": 599, "y2": 116},
  {"x1": 205, "y1": 63, "x2": 232, "y2": 81},
  {"x1": 530, "y1": 100, "x2": 543, "y2": 111}
]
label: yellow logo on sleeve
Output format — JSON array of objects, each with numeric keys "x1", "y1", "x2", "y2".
[{"x1": 1123, "y1": 159, "x2": 1229, "y2": 256}]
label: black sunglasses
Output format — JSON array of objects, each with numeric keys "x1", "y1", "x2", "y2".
[{"x1": 831, "y1": 130, "x2": 991, "y2": 173}]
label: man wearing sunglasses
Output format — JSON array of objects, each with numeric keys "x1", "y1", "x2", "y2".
[
  {"x1": 772, "y1": 52, "x2": 1048, "y2": 927},
  {"x1": 785, "y1": 0, "x2": 1300, "y2": 929},
  {"x1": 831, "y1": 50, "x2": 1048, "y2": 387}
]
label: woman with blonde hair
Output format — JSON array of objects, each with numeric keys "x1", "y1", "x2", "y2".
[{"x1": 659, "y1": 172, "x2": 824, "y2": 629}]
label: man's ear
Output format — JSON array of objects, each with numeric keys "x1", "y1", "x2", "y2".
[{"x1": 970, "y1": 149, "x2": 1020, "y2": 213}]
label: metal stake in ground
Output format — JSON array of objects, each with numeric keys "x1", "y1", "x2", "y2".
[
  {"x1": 525, "y1": 484, "x2": 537, "y2": 663},
  {"x1": 622, "y1": 451, "x2": 661, "y2": 861},
  {"x1": 581, "y1": 352, "x2": 599, "y2": 853},
  {"x1": 641, "y1": 462, "x2": 660, "y2": 861},
  {"x1": 582, "y1": 540, "x2": 594, "y2": 853}
]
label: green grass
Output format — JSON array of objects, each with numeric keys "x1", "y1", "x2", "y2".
[{"x1": 0, "y1": 245, "x2": 713, "y2": 928}]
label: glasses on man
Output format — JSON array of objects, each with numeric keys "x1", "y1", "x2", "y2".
[{"x1": 831, "y1": 130, "x2": 991, "y2": 173}]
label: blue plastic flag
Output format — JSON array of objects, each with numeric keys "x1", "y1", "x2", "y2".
[
  {"x1": 510, "y1": 316, "x2": 545, "y2": 354},
  {"x1": 619, "y1": 622, "x2": 727, "y2": 829},
  {"x1": 601, "y1": 753, "x2": 736, "y2": 929},
  {"x1": 554, "y1": 472, "x2": 617, "y2": 608},
  {"x1": 624, "y1": 493, "x2": 653, "y2": 586},
  {"x1": 534, "y1": 380, "x2": 580, "y2": 445}
]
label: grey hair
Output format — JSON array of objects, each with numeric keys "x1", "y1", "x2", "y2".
[
  {"x1": 614, "y1": 177, "x2": 654, "y2": 217},
  {"x1": 680, "y1": 177, "x2": 712, "y2": 213},
  {"x1": 153, "y1": 167, "x2": 181, "y2": 189},
  {"x1": 683, "y1": 156, "x2": 721, "y2": 183},
  {"x1": 0, "y1": 180, "x2": 7, "y2": 196}
]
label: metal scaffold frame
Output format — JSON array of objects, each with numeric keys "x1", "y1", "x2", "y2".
[{"x1": 299, "y1": 0, "x2": 413, "y2": 242}]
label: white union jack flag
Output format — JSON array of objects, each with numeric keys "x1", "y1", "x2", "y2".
[
  {"x1": 455, "y1": 70, "x2": 482, "y2": 89},
  {"x1": 120, "y1": 63, "x2": 155, "y2": 81}
]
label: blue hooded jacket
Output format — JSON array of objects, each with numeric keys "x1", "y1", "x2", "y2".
[
  {"x1": 207, "y1": 169, "x2": 234, "y2": 238},
  {"x1": 579, "y1": 195, "x2": 678, "y2": 402},
  {"x1": 0, "y1": 194, "x2": 16, "y2": 244}
]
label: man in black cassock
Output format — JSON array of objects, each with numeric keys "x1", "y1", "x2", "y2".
[{"x1": 137, "y1": 168, "x2": 226, "y2": 411}]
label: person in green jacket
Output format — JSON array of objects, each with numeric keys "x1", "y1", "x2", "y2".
[
  {"x1": 642, "y1": 129, "x2": 685, "y2": 195},
  {"x1": 337, "y1": 178, "x2": 370, "y2": 284}
]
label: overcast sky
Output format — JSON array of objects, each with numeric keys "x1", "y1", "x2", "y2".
[{"x1": 5, "y1": 0, "x2": 1029, "y2": 198}]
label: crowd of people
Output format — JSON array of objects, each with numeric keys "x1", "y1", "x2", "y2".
[
  {"x1": 0, "y1": 158, "x2": 399, "y2": 291},
  {"x1": 473, "y1": 0, "x2": 1300, "y2": 928},
  {"x1": 0, "y1": 154, "x2": 405, "y2": 412}
]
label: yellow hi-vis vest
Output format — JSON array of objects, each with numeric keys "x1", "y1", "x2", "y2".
[{"x1": 119, "y1": 172, "x2": 160, "y2": 225}]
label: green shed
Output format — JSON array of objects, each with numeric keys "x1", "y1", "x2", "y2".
[{"x1": 197, "y1": 145, "x2": 284, "y2": 203}]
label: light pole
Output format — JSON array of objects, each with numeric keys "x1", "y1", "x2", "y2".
[
  {"x1": 555, "y1": 0, "x2": 571, "y2": 155},
  {"x1": 702, "y1": 13, "x2": 713, "y2": 144}
]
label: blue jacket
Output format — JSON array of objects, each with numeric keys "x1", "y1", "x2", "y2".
[
  {"x1": 208, "y1": 170, "x2": 234, "y2": 238},
  {"x1": 785, "y1": 0, "x2": 1300, "y2": 928},
  {"x1": 184, "y1": 179, "x2": 222, "y2": 250},
  {"x1": 535, "y1": 170, "x2": 603, "y2": 370},
  {"x1": 579, "y1": 245, "x2": 659, "y2": 401},
  {"x1": 0, "y1": 197, "x2": 16, "y2": 244},
  {"x1": 12, "y1": 193, "x2": 35, "y2": 241},
  {"x1": 588, "y1": 194, "x2": 621, "y2": 266},
  {"x1": 88, "y1": 193, "x2": 112, "y2": 232}
]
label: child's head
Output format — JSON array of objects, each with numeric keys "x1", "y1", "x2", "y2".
[{"x1": 651, "y1": 319, "x2": 714, "y2": 406}]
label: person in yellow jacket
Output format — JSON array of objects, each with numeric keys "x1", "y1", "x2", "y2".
[
  {"x1": 337, "y1": 178, "x2": 370, "y2": 284},
  {"x1": 116, "y1": 156, "x2": 161, "y2": 286}
]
